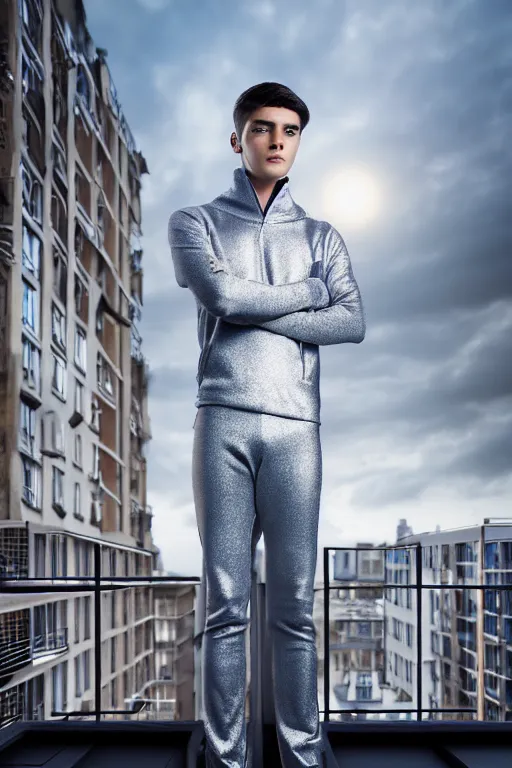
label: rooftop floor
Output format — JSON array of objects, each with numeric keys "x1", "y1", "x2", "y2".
[{"x1": 0, "y1": 719, "x2": 511, "y2": 767}]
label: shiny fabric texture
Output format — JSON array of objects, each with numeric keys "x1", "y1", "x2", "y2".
[
  {"x1": 168, "y1": 166, "x2": 366, "y2": 425},
  {"x1": 193, "y1": 404, "x2": 324, "y2": 768},
  {"x1": 168, "y1": 166, "x2": 366, "y2": 767}
]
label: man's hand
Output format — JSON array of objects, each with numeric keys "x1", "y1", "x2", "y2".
[{"x1": 306, "y1": 277, "x2": 331, "y2": 310}]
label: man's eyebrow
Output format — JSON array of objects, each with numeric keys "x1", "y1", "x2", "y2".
[{"x1": 251, "y1": 119, "x2": 300, "y2": 130}]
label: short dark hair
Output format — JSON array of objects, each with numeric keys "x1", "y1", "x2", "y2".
[{"x1": 233, "y1": 82, "x2": 310, "y2": 142}]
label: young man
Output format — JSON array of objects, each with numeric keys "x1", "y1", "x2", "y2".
[{"x1": 168, "y1": 82, "x2": 365, "y2": 768}]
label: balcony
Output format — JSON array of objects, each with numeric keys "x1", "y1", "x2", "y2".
[
  {"x1": 0, "y1": 637, "x2": 31, "y2": 680},
  {"x1": 331, "y1": 635, "x2": 381, "y2": 651},
  {"x1": 32, "y1": 629, "x2": 68, "y2": 659},
  {"x1": 1, "y1": 543, "x2": 512, "y2": 766}
]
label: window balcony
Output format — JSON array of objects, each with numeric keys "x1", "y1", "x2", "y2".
[{"x1": 32, "y1": 629, "x2": 68, "y2": 659}]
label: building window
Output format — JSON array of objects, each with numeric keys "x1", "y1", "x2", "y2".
[
  {"x1": 51, "y1": 187, "x2": 68, "y2": 246},
  {"x1": 75, "y1": 656, "x2": 82, "y2": 697},
  {"x1": 34, "y1": 533, "x2": 45, "y2": 577},
  {"x1": 22, "y1": 223, "x2": 42, "y2": 275},
  {"x1": 74, "y1": 540, "x2": 81, "y2": 576},
  {"x1": 43, "y1": 410, "x2": 65, "y2": 456},
  {"x1": 83, "y1": 543, "x2": 91, "y2": 577},
  {"x1": 84, "y1": 596, "x2": 91, "y2": 640},
  {"x1": 358, "y1": 622, "x2": 371, "y2": 638},
  {"x1": 90, "y1": 396, "x2": 101, "y2": 430},
  {"x1": 96, "y1": 353, "x2": 114, "y2": 397},
  {"x1": 74, "y1": 598, "x2": 80, "y2": 643},
  {"x1": 19, "y1": 400, "x2": 37, "y2": 456},
  {"x1": 21, "y1": 47, "x2": 44, "y2": 101},
  {"x1": 51, "y1": 353, "x2": 67, "y2": 399},
  {"x1": 76, "y1": 64, "x2": 92, "y2": 110},
  {"x1": 91, "y1": 443, "x2": 100, "y2": 481},
  {"x1": 52, "y1": 466, "x2": 64, "y2": 509},
  {"x1": 51, "y1": 303, "x2": 66, "y2": 349},
  {"x1": 74, "y1": 325, "x2": 87, "y2": 372},
  {"x1": 97, "y1": 193, "x2": 106, "y2": 247},
  {"x1": 52, "y1": 661, "x2": 68, "y2": 712},
  {"x1": 83, "y1": 649, "x2": 90, "y2": 691},
  {"x1": 22, "y1": 280, "x2": 40, "y2": 336},
  {"x1": 355, "y1": 672, "x2": 373, "y2": 701},
  {"x1": 50, "y1": 534, "x2": 67, "y2": 578},
  {"x1": 73, "y1": 483, "x2": 81, "y2": 519},
  {"x1": 53, "y1": 248, "x2": 68, "y2": 305},
  {"x1": 74, "y1": 434, "x2": 82, "y2": 467},
  {"x1": 74, "y1": 273, "x2": 89, "y2": 321},
  {"x1": 111, "y1": 591, "x2": 116, "y2": 629},
  {"x1": 22, "y1": 336, "x2": 41, "y2": 393},
  {"x1": 21, "y1": 0, "x2": 44, "y2": 52},
  {"x1": 52, "y1": 140, "x2": 67, "y2": 184},
  {"x1": 96, "y1": 309, "x2": 104, "y2": 334},
  {"x1": 21, "y1": 455, "x2": 42, "y2": 508},
  {"x1": 74, "y1": 380, "x2": 84, "y2": 415},
  {"x1": 111, "y1": 636, "x2": 116, "y2": 674}
]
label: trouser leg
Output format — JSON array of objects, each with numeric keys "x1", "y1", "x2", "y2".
[
  {"x1": 192, "y1": 405, "x2": 262, "y2": 768},
  {"x1": 256, "y1": 414, "x2": 324, "y2": 768}
]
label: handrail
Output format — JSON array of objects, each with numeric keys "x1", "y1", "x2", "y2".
[{"x1": 323, "y1": 541, "x2": 512, "y2": 721}]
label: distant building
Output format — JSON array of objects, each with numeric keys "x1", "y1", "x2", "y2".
[
  {"x1": 333, "y1": 542, "x2": 386, "y2": 585},
  {"x1": 384, "y1": 519, "x2": 512, "y2": 721},
  {"x1": 396, "y1": 519, "x2": 413, "y2": 542},
  {"x1": 315, "y1": 543, "x2": 404, "y2": 720},
  {"x1": 137, "y1": 565, "x2": 199, "y2": 721}
]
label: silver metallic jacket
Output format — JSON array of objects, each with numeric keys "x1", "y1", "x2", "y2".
[{"x1": 168, "y1": 166, "x2": 366, "y2": 425}]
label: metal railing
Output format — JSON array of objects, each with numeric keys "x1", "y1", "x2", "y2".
[
  {"x1": 33, "y1": 628, "x2": 68, "y2": 655},
  {"x1": 322, "y1": 541, "x2": 512, "y2": 721},
  {"x1": 0, "y1": 542, "x2": 200, "y2": 723},
  {"x1": 1, "y1": 539, "x2": 512, "y2": 727}
]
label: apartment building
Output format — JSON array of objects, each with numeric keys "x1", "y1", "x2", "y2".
[
  {"x1": 314, "y1": 544, "x2": 401, "y2": 720},
  {"x1": 384, "y1": 519, "x2": 512, "y2": 721},
  {"x1": 133, "y1": 569, "x2": 197, "y2": 721},
  {"x1": 0, "y1": 0, "x2": 155, "y2": 724}
]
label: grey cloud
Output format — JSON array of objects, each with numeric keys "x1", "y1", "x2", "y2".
[{"x1": 86, "y1": 0, "x2": 512, "y2": 551}]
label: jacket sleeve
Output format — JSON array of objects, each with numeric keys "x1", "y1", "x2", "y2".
[
  {"x1": 243, "y1": 226, "x2": 366, "y2": 345},
  {"x1": 168, "y1": 208, "x2": 318, "y2": 323}
]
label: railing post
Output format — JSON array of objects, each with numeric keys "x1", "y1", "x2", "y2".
[
  {"x1": 477, "y1": 525, "x2": 485, "y2": 720},
  {"x1": 323, "y1": 547, "x2": 330, "y2": 722},
  {"x1": 416, "y1": 543, "x2": 423, "y2": 721},
  {"x1": 94, "y1": 542, "x2": 101, "y2": 722},
  {"x1": 194, "y1": 559, "x2": 206, "y2": 723},
  {"x1": 248, "y1": 547, "x2": 272, "y2": 768}
]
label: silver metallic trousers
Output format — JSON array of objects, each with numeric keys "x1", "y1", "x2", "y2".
[{"x1": 192, "y1": 404, "x2": 324, "y2": 768}]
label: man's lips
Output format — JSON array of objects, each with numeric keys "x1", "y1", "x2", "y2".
[{"x1": 267, "y1": 157, "x2": 284, "y2": 162}]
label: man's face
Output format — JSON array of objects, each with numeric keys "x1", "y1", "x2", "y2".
[{"x1": 232, "y1": 106, "x2": 302, "y2": 180}]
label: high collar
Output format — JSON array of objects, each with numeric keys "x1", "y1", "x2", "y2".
[{"x1": 210, "y1": 166, "x2": 307, "y2": 223}]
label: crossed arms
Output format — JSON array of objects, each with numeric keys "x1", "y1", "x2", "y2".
[{"x1": 168, "y1": 208, "x2": 366, "y2": 345}]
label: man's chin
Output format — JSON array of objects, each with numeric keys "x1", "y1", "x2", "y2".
[{"x1": 260, "y1": 162, "x2": 290, "y2": 178}]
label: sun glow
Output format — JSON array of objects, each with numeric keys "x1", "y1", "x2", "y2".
[{"x1": 322, "y1": 165, "x2": 381, "y2": 229}]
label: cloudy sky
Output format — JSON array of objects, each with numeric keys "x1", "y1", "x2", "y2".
[{"x1": 83, "y1": 0, "x2": 512, "y2": 579}]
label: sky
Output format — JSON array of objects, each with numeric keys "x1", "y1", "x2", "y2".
[{"x1": 83, "y1": 0, "x2": 512, "y2": 579}]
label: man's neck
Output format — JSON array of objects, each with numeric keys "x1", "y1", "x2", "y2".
[{"x1": 245, "y1": 169, "x2": 282, "y2": 213}]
